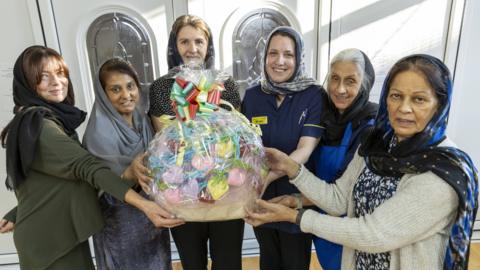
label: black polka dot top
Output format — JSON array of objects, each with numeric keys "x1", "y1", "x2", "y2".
[{"x1": 149, "y1": 72, "x2": 241, "y2": 117}]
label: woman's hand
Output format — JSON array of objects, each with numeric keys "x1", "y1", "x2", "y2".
[
  {"x1": 269, "y1": 194, "x2": 313, "y2": 208},
  {"x1": 244, "y1": 199, "x2": 298, "y2": 227},
  {"x1": 124, "y1": 190, "x2": 184, "y2": 228},
  {"x1": 0, "y1": 219, "x2": 14, "y2": 233},
  {"x1": 265, "y1": 170, "x2": 284, "y2": 184},
  {"x1": 140, "y1": 200, "x2": 185, "y2": 228},
  {"x1": 129, "y1": 152, "x2": 153, "y2": 193},
  {"x1": 269, "y1": 195, "x2": 298, "y2": 208},
  {"x1": 265, "y1": 147, "x2": 289, "y2": 172},
  {"x1": 265, "y1": 148, "x2": 300, "y2": 178}
]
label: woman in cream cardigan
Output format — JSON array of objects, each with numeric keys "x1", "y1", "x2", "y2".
[{"x1": 245, "y1": 54, "x2": 478, "y2": 270}]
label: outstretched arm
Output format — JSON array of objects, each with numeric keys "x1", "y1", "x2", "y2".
[{"x1": 265, "y1": 136, "x2": 320, "y2": 183}]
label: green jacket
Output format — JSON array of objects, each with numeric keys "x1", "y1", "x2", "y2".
[{"x1": 5, "y1": 119, "x2": 133, "y2": 270}]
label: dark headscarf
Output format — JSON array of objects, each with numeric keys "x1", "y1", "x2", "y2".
[
  {"x1": 260, "y1": 26, "x2": 318, "y2": 95},
  {"x1": 166, "y1": 20, "x2": 215, "y2": 70},
  {"x1": 2, "y1": 45, "x2": 86, "y2": 190},
  {"x1": 320, "y1": 49, "x2": 378, "y2": 143},
  {"x1": 359, "y1": 54, "x2": 478, "y2": 270}
]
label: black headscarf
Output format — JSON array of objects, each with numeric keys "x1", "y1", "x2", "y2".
[
  {"x1": 2, "y1": 45, "x2": 86, "y2": 190},
  {"x1": 320, "y1": 49, "x2": 378, "y2": 144},
  {"x1": 359, "y1": 54, "x2": 478, "y2": 269}
]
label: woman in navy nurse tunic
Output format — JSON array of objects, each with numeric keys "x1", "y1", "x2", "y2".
[{"x1": 242, "y1": 26, "x2": 324, "y2": 270}]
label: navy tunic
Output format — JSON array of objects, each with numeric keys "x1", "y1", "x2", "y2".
[{"x1": 242, "y1": 84, "x2": 324, "y2": 233}]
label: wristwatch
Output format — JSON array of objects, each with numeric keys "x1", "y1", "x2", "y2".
[{"x1": 295, "y1": 208, "x2": 306, "y2": 226}]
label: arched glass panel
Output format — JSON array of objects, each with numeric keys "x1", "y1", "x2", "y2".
[
  {"x1": 232, "y1": 9, "x2": 290, "y2": 92},
  {"x1": 86, "y1": 12, "x2": 153, "y2": 111}
]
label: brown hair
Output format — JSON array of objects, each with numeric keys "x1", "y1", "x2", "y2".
[
  {"x1": 171, "y1": 15, "x2": 210, "y2": 40},
  {"x1": 22, "y1": 46, "x2": 75, "y2": 105},
  {"x1": 98, "y1": 58, "x2": 140, "y2": 90}
]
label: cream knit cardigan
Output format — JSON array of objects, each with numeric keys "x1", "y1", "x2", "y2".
[{"x1": 293, "y1": 139, "x2": 459, "y2": 270}]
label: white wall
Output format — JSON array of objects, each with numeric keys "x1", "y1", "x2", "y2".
[
  {"x1": 0, "y1": 0, "x2": 41, "y2": 262},
  {"x1": 448, "y1": 0, "x2": 480, "y2": 239},
  {"x1": 448, "y1": 0, "x2": 480, "y2": 166}
]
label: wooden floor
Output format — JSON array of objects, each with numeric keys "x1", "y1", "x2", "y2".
[
  {"x1": 470, "y1": 243, "x2": 480, "y2": 270},
  {"x1": 172, "y1": 243, "x2": 480, "y2": 270}
]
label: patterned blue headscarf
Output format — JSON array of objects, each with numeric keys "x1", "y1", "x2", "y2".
[
  {"x1": 359, "y1": 54, "x2": 478, "y2": 269},
  {"x1": 260, "y1": 26, "x2": 318, "y2": 95},
  {"x1": 373, "y1": 54, "x2": 451, "y2": 150}
]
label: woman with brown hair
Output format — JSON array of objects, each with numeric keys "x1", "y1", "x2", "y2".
[
  {"x1": 147, "y1": 15, "x2": 243, "y2": 270},
  {"x1": 0, "y1": 46, "x2": 176, "y2": 270},
  {"x1": 149, "y1": 14, "x2": 241, "y2": 131}
]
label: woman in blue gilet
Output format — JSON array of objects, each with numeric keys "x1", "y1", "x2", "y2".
[{"x1": 310, "y1": 48, "x2": 378, "y2": 270}]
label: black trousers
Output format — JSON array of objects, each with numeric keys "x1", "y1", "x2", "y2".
[
  {"x1": 171, "y1": 219, "x2": 244, "y2": 270},
  {"x1": 254, "y1": 226, "x2": 312, "y2": 270}
]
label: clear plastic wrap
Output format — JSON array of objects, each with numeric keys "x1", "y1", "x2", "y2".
[{"x1": 147, "y1": 66, "x2": 267, "y2": 221}]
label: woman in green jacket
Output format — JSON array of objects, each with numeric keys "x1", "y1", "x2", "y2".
[{"x1": 0, "y1": 45, "x2": 183, "y2": 270}]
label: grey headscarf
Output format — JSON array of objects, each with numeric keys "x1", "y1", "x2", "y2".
[
  {"x1": 260, "y1": 26, "x2": 318, "y2": 95},
  {"x1": 83, "y1": 62, "x2": 153, "y2": 175}
]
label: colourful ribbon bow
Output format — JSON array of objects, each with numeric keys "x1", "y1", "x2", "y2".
[{"x1": 170, "y1": 76, "x2": 223, "y2": 121}]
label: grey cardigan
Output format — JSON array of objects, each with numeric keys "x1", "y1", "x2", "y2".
[{"x1": 292, "y1": 139, "x2": 459, "y2": 270}]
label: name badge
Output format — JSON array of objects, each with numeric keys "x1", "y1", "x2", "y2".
[{"x1": 252, "y1": 116, "x2": 268, "y2": 125}]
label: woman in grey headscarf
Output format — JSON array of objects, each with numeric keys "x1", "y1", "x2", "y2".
[{"x1": 83, "y1": 58, "x2": 182, "y2": 270}]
